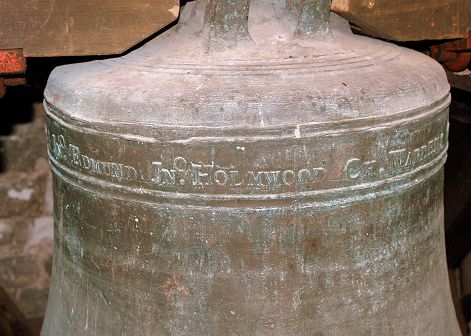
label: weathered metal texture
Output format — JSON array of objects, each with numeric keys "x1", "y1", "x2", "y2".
[{"x1": 42, "y1": 0, "x2": 460, "y2": 335}]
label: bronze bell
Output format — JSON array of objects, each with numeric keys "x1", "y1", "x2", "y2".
[{"x1": 41, "y1": 0, "x2": 460, "y2": 334}]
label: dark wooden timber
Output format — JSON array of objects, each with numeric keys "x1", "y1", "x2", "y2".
[
  {"x1": 0, "y1": 0, "x2": 179, "y2": 57},
  {"x1": 332, "y1": 0, "x2": 471, "y2": 41}
]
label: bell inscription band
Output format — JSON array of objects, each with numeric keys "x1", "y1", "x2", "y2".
[{"x1": 41, "y1": 0, "x2": 460, "y2": 335}]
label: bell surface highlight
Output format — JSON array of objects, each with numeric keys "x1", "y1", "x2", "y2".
[{"x1": 41, "y1": 0, "x2": 460, "y2": 335}]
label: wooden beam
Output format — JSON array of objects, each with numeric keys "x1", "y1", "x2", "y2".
[
  {"x1": 332, "y1": 0, "x2": 471, "y2": 41},
  {"x1": 446, "y1": 70, "x2": 471, "y2": 92},
  {"x1": 0, "y1": 0, "x2": 179, "y2": 57}
]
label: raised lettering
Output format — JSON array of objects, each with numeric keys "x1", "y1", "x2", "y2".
[
  {"x1": 68, "y1": 144, "x2": 81, "y2": 166},
  {"x1": 344, "y1": 158, "x2": 361, "y2": 179},
  {"x1": 110, "y1": 163, "x2": 124, "y2": 179},
  {"x1": 173, "y1": 157, "x2": 187, "y2": 172},
  {"x1": 192, "y1": 163, "x2": 210, "y2": 186},
  {"x1": 81, "y1": 155, "x2": 91, "y2": 169},
  {"x1": 51, "y1": 134, "x2": 67, "y2": 159},
  {"x1": 123, "y1": 166, "x2": 138, "y2": 180},
  {"x1": 89, "y1": 158, "x2": 101, "y2": 174},
  {"x1": 264, "y1": 171, "x2": 281, "y2": 187},
  {"x1": 247, "y1": 171, "x2": 264, "y2": 186},
  {"x1": 282, "y1": 170, "x2": 295, "y2": 185},
  {"x1": 214, "y1": 170, "x2": 229, "y2": 186},
  {"x1": 152, "y1": 162, "x2": 176, "y2": 185},
  {"x1": 230, "y1": 171, "x2": 244, "y2": 186}
]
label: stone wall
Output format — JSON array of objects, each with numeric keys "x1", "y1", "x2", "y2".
[{"x1": 0, "y1": 87, "x2": 53, "y2": 319}]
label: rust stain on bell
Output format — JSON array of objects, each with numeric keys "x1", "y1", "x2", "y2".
[{"x1": 41, "y1": 0, "x2": 460, "y2": 335}]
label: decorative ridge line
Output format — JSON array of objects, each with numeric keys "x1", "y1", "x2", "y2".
[
  {"x1": 110, "y1": 44, "x2": 400, "y2": 76},
  {"x1": 48, "y1": 147, "x2": 447, "y2": 206},
  {"x1": 43, "y1": 94, "x2": 450, "y2": 143},
  {"x1": 117, "y1": 52, "x2": 398, "y2": 76}
]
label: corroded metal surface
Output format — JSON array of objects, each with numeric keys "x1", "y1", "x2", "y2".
[{"x1": 42, "y1": 0, "x2": 460, "y2": 335}]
